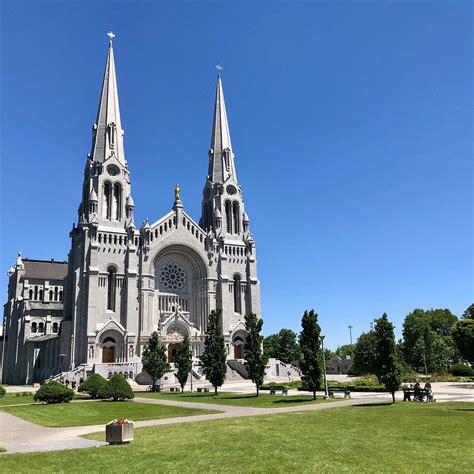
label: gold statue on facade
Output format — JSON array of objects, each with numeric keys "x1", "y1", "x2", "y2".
[{"x1": 175, "y1": 183, "x2": 181, "y2": 202}]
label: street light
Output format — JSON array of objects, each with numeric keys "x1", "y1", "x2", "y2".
[
  {"x1": 320, "y1": 335, "x2": 329, "y2": 399},
  {"x1": 348, "y1": 325, "x2": 353, "y2": 347}
]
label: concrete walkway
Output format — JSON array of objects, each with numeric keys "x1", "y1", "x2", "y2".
[{"x1": 0, "y1": 396, "x2": 382, "y2": 454}]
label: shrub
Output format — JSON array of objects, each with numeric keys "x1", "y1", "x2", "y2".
[
  {"x1": 0, "y1": 385, "x2": 5, "y2": 398},
  {"x1": 450, "y1": 364, "x2": 474, "y2": 377},
  {"x1": 99, "y1": 374, "x2": 134, "y2": 401},
  {"x1": 78, "y1": 373, "x2": 108, "y2": 399},
  {"x1": 33, "y1": 381, "x2": 74, "y2": 404}
]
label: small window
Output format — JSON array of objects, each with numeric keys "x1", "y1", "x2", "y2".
[
  {"x1": 107, "y1": 267, "x2": 117, "y2": 311},
  {"x1": 31, "y1": 322, "x2": 37, "y2": 333},
  {"x1": 38, "y1": 322, "x2": 44, "y2": 333},
  {"x1": 52, "y1": 322, "x2": 59, "y2": 334}
]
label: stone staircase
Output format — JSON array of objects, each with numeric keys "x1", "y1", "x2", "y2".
[{"x1": 227, "y1": 359, "x2": 249, "y2": 379}]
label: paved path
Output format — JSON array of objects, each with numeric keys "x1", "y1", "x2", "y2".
[{"x1": 0, "y1": 396, "x2": 382, "y2": 454}]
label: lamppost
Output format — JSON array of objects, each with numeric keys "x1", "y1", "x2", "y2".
[
  {"x1": 320, "y1": 335, "x2": 329, "y2": 399},
  {"x1": 348, "y1": 325, "x2": 353, "y2": 347}
]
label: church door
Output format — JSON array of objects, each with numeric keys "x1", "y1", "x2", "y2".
[
  {"x1": 234, "y1": 345, "x2": 243, "y2": 359},
  {"x1": 102, "y1": 346, "x2": 115, "y2": 363},
  {"x1": 168, "y1": 343, "x2": 179, "y2": 363}
]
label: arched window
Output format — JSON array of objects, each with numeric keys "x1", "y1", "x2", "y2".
[
  {"x1": 107, "y1": 267, "x2": 117, "y2": 311},
  {"x1": 34, "y1": 286, "x2": 38, "y2": 301},
  {"x1": 31, "y1": 322, "x2": 37, "y2": 333},
  {"x1": 113, "y1": 183, "x2": 122, "y2": 220},
  {"x1": 38, "y1": 322, "x2": 44, "y2": 333},
  {"x1": 39, "y1": 289, "x2": 43, "y2": 301},
  {"x1": 233, "y1": 201, "x2": 240, "y2": 234},
  {"x1": 54, "y1": 287, "x2": 58, "y2": 302},
  {"x1": 233, "y1": 275, "x2": 242, "y2": 314},
  {"x1": 29, "y1": 289, "x2": 33, "y2": 300},
  {"x1": 49, "y1": 289, "x2": 53, "y2": 301},
  {"x1": 59, "y1": 289, "x2": 63, "y2": 302},
  {"x1": 225, "y1": 200, "x2": 232, "y2": 234},
  {"x1": 52, "y1": 322, "x2": 59, "y2": 333},
  {"x1": 103, "y1": 182, "x2": 112, "y2": 219}
]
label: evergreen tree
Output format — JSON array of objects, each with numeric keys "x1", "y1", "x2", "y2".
[
  {"x1": 200, "y1": 309, "x2": 227, "y2": 395},
  {"x1": 244, "y1": 313, "x2": 267, "y2": 396},
  {"x1": 99, "y1": 373, "x2": 134, "y2": 401},
  {"x1": 299, "y1": 309, "x2": 322, "y2": 400},
  {"x1": 374, "y1": 313, "x2": 402, "y2": 403},
  {"x1": 142, "y1": 331, "x2": 170, "y2": 391},
  {"x1": 175, "y1": 335, "x2": 193, "y2": 393}
]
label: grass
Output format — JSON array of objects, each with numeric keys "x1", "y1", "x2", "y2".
[
  {"x1": 136, "y1": 391, "x2": 336, "y2": 407},
  {"x1": 0, "y1": 393, "x2": 36, "y2": 406},
  {"x1": 0, "y1": 392, "x2": 88, "y2": 407},
  {"x1": 0, "y1": 401, "x2": 218, "y2": 427},
  {"x1": 0, "y1": 402, "x2": 472, "y2": 472}
]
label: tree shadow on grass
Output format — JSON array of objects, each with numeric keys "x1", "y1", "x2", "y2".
[
  {"x1": 350, "y1": 403, "x2": 393, "y2": 408},
  {"x1": 272, "y1": 398, "x2": 315, "y2": 405},
  {"x1": 449, "y1": 408, "x2": 474, "y2": 412}
]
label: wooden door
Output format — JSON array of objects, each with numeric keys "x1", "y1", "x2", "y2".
[
  {"x1": 102, "y1": 346, "x2": 115, "y2": 363},
  {"x1": 234, "y1": 345, "x2": 243, "y2": 359}
]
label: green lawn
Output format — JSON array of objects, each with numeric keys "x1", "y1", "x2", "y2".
[
  {"x1": 136, "y1": 391, "x2": 335, "y2": 407},
  {"x1": 0, "y1": 401, "x2": 218, "y2": 427},
  {"x1": 0, "y1": 393, "x2": 36, "y2": 406},
  {"x1": 0, "y1": 402, "x2": 472, "y2": 472}
]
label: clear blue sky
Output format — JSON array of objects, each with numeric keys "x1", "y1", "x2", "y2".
[{"x1": 1, "y1": 1, "x2": 472, "y2": 349}]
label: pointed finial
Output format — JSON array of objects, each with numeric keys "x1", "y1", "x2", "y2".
[
  {"x1": 107, "y1": 31, "x2": 116, "y2": 45},
  {"x1": 215, "y1": 63, "x2": 223, "y2": 75}
]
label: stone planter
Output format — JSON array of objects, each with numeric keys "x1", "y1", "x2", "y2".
[{"x1": 106, "y1": 420, "x2": 134, "y2": 445}]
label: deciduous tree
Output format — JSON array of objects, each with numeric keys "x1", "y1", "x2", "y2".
[
  {"x1": 351, "y1": 331, "x2": 377, "y2": 376},
  {"x1": 452, "y1": 318, "x2": 474, "y2": 363}
]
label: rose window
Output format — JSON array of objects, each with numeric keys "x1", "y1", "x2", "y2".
[{"x1": 159, "y1": 263, "x2": 186, "y2": 291}]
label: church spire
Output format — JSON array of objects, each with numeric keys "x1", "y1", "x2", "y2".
[
  {"x1": 90, "y1": 32, "x2": 126, "y2": 165},
  {"x1": 208, "y1": 72, "x2": 237, "y2": 183}
]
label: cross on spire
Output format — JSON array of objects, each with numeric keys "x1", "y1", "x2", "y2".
[
  {"x1": 107, "y1": 31, "x2": 115, "y2": 45},
  {"x1": 215, "y1": 63, "x2": 223, "y2": 74}
]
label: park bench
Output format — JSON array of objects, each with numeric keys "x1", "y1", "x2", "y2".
[
  {"x1": 328, "y1": 386, "x2": 351, "y2": 399},
  {"x1": 169, "y1": 387, "x2": 180, "y2": 392},
  {"x1": 269, "y1": 386, "x2": 288, "y2": 396},
  {"x1": 197, "y1": 387, "x2": 210, "y2": 393},
  {"x1": 402, "y1": 387, "x2": 433, "y2": 402}
]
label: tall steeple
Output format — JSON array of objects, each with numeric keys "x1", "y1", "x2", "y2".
[
  {"x1": 208, "y1": 74, "x2": 237, "y2": 183},
  {"x1": 90, "y1": 32, "x2": 126, "y2": 165}
]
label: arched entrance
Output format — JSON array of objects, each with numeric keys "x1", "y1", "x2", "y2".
[
  {"x1": 232, "y1": 333, "x2": 246, "y2": 359},
  {"x1": 102, "y1": 336, "x2": 117, "y2": 363}
]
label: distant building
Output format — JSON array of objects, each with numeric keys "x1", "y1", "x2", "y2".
[
  {"x1": 1, "y1": 36, "x2": 261, "y2": 384},
  {"x1": 326, "y1": 355, "x2": 353, "y2": 374}
]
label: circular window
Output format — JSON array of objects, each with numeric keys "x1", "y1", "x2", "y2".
[
  {"x1": 226, "y1": 185, "x2": 237, "y2": 195},
  {"x1": 159, "y1": 263, "x2": 186, "y2": 291},
  {"x1": 107, "y1": 165, "x2": 120, "y2": 176}
]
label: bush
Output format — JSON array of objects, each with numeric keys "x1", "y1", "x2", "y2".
[
  {"x1": 99, "y1": 374, "x2": 134, "y2": 401},
  {"x1": 0, "y1": 386, "x2": 5, "y2": 398},
  {"x1": 450, "y1": 364, "x2": 474, "y2": 377},
  {"x1": 78, "y1": 373, "x2": 108, "y2": 399},
  {"x1": 33, "y1": 381, "x2": 74, "y2": 404}
]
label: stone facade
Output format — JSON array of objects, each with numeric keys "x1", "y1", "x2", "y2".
[{"x1": 1, "y1": 37, "x2": 260, "y2": 384}]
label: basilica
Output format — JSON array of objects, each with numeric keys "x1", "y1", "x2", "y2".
[{"x1": 1, "y1": 36, "x2": 261, "y2": 385}]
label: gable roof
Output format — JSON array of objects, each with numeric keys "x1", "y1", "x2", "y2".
[{"x1": 23, "y1": 259, "x2": 68, "y2": 281}]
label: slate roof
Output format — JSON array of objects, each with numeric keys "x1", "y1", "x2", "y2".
[{"x1": 23, "y1": 259, "x2": 68, "y2": 281}]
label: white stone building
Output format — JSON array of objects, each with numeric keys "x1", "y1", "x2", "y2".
[{"x1": 1, "y1": 37, "x2": 260, "y2": 384}]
